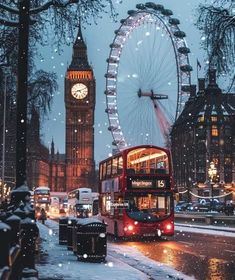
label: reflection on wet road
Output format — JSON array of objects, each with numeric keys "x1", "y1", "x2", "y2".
[{"x1": 111, "y1": 231, "x2": 235, "y2": 280}]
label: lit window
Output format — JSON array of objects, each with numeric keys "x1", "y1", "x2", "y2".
[
  {"x1": 224, "y1": 157, "x2": 231, "y2": 165},
  {"x1": 211, "y1": 125, "x2": 218, "y2": 136},
  {"x1": 198, "y1": 115, "x2": 204, "y2": 122},
  {"x1": 211, "y1": 116, "x2": 217, "y2": 122}
]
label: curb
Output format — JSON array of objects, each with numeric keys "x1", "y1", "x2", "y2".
[{"x1": 175, "y1": 223, "x2": 235, "y2": 233}]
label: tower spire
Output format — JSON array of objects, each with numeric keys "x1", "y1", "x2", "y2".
[
  {"x1": 69, "y1": 21, "x2": 90, "y2": 70},
  {"x1": 51, "y1": 138, "x2": 55, "y2": 158}
]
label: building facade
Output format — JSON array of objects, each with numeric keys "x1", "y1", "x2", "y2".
[{"x1": 171, "y1": 69, "x2": 235, "y2": 203}]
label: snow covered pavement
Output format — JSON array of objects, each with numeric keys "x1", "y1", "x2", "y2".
[{"x1": 36, "y1": 220, "x2": 194, "y2": 280}]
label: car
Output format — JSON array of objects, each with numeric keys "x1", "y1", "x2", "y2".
[
  {"x1": 187, "y1": 202, "x2": 210, "y2": 212},
  {"x1": 175, "y1": 201, "x2": 190, "y2": 212},
  {"x1": 213, "y1": 202, "x2": 225, "y2": 213}
]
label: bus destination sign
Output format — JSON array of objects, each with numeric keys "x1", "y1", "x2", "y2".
[{"x1": 131, "y1": 180, "x2": 166, "y2": 188}]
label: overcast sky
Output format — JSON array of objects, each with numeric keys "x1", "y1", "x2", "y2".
[{"x1": 40, "y1": 0, "x2": 204, "y2": 167}]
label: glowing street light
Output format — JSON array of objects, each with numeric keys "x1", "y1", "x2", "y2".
[{"x1": 208, "y1": 161, "x2": 218, "y2": 211}]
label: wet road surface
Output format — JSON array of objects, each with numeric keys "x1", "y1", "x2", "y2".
[{"x1": 110, "y1": 230, "x2": 235, "y2": 280}]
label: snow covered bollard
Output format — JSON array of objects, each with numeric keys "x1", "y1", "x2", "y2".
[
  {"x1": 20, "y1": 217, "x2": 39, "y2": 278},
  {"x1": 72, "y1": 218, "x2": 78, "y2": 255},
  {"x1": 5, "y1": 214, "x2": 21, "y2": 246},
  {"x1": 67, "y1": 218, "x2": 77, "y2": 251},
  {"x1": 59, "y1": 216, "x2": 68, "y2": 245},
  {"x1": 76, "y1": 218, "x2": 107, "y2": 263},
  {"x1": 0, "y1": 221, "x2": 11, "y2": 268}
]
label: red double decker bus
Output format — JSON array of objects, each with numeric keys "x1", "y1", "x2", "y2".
[{"x1": 99, "y1": 145, "x2": 174, "y2": 238}]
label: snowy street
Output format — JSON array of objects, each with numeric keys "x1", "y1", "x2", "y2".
[
  {"x1": 35, "y1": 219, "x2": 235, "y2": 280},
  {"x1": 36, "y1": 220, "x2": 194, "y2": 280}
]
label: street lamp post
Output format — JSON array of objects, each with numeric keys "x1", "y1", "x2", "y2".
[
  {"x1": 208, "y1": 161, "x2": 217, "y2": 211},
  {"x1": 0, "y1": 65, "x2": 9, "y2": 202},
  {"x1": 1, "y1": 71, "x2": 7, "y2": 201}
]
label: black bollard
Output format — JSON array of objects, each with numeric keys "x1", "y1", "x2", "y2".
[
  {"x1": 72, "y1": 219, "x2": 78, "y2": 255},
  {"x1": 5, "y1": 214, "x2": 21, "y2": 246},
  {"x1": 76, "y1": 218, "x2": 107, "y2": 262},
  {"x1": 20, "y1": 217, "x2": 39, "y2": 278},
  {"x1": 0, "y1": 211, "x2": 7, "y2": 222},
  {"x1": 14, "y1": 207, "x2": 26, "y2": 220},
  {"x1": 24, "y1": 203, "x2": 36, "y2": 220},
  {"x1": 67, "y1": 218, "x2": 76, "y2": 251},
  {"x1": 59, "y1": 217, "x2": 68, "y2": 245},
  {"x1": 0, "y1": 221, "x2": 11, "y2": 268},
  {"x1": 10, "y1": 184, "x2": 31, "y2": 206}
]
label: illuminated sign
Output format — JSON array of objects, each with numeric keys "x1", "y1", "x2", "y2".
[
  {"x1": 110, "y1": 201, "x2": 129, "y2": 209},
  {"x1": 132, "y1": 180, "x2": 152, "y2": 188},
  {"x1": 157, "y1": 180, "x2": 166, "y2": 188},
  {"x1": 131, "y1": 179, "x2": 167, "y2": 188}
]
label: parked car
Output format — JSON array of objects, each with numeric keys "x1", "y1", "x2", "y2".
[
  {"x1": 175, "y1": 201, "x2": 190, "y2": 212},
  {"x1": 187, "y1": 202, "x2": 210, "y2": 212},
  {"x1": 214, "y1": 202, "x2": 226, "y2": 213}
]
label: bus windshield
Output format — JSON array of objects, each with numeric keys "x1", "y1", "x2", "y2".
[
  {"x1": 127, "y1": 147, "x2": 169, "y2": 175},
  {"x1": 125, "y1": 193, "x2": 172, "y2": 222}
]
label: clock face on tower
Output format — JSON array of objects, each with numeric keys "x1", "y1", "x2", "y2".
[{"x1": 71, "y1": 83, "x2": 88, "y2": 99}]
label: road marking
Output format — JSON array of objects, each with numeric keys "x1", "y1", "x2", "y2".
[{"x1": 178, "y1": 241, "x2": 193, "y2": 246}]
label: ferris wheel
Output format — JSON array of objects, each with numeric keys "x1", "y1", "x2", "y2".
[{"x1": 105, "y1": 3, "x2": 192, "y2": 151}]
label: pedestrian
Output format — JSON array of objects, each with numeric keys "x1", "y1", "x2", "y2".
[{"x1": 40, "y1": 208, "x2": 47, "y2": 224}]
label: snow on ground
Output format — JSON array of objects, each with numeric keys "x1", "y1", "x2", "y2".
[
  {"x1": 36, "y1": 220, "x2": 195, "y2": 280},
  {"x1": 175, "y1": 223, "x2": 235, "y2": 238}
]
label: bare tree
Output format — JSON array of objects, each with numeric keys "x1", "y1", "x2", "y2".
[
  {"x1": 0, "y1": 0, "x2": 117, "y2": 109},
  {"x1": 0, "y1": 27, "x2": 57, "y2": 129},
  {"x1": 196, "y1": 0, "x2": 235, "y2": 90},
  {"x1": 0, "y1": 0, "x2": 117, "y2": 52}
]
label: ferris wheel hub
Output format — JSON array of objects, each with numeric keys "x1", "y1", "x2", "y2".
[{"x1": 137, "y1": 89, "x2": 168, "y2": 100}]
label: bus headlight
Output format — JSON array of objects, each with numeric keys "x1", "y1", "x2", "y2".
[
  {"x1": 127, "y1": 225, "x2": 134, "y2": 231},
  {"x1": 124, "y1": 224, "x2": 134, "y2": 232},
  {"x1": 165, "y1": 223, "x2": 172, "y2": 230}
]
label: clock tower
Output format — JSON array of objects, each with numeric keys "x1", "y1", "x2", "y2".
[{"x1": 64, "y1": 25, "x2": 96, "y2": 192}]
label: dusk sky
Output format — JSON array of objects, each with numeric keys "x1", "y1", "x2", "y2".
[{"x1": 39, "y1": 0, "x2": 205, "y2": 167}]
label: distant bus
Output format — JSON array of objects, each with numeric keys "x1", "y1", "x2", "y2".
[
  {"x1": 50, "y1": 192, "x2": 68, "y2": 214},
  {"x1": 34, "y1": 186, "x2": 50, "y2": 215},
  {"x1": 67, "y1": 188, "x2": 99, "y2": 217},
  {"x1": 99, "y1": 145, "x2": 174, "y2": 238}
]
